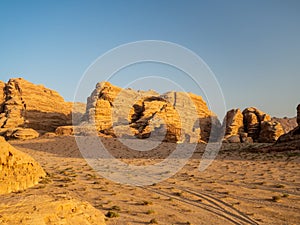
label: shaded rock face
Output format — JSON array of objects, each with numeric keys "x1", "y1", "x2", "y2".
[
  {"x1": 0, "y1": 81, "x2": 5, "y2": 112},
  {"x1": 242, "y1": 107, "x2": 272, "y2": 141},
  {"x1": 258, "y1": 121, "x2": 284, "y2": 143},
  {"x1": 277, "y1": 104, "x2": 300, "y2": 144},
  {"x1": 297, "y1": 104, "x2": 300, "y2": 126},
  {"x1": 224, "y1": 107, "x2": 284, "y2": 143},
  {"x1": 0, "y1": 195, "x2": 106, "y2": 225},
  {"x1": 0, "y1": 78, "x2": 73, "y2": 133},
  {"x1": 83, "y1": 82, "x2": 217, "y2": 143},
  {"x1": 272, "y1": 117, "x2": 297, "y2": 133},
  {"x1": 0, "y1": 137, "x2": 46, "y2": 194}
]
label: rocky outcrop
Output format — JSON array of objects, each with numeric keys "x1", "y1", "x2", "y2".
[
  {"x1": 8, "y1": 128, "x2": 40, "y2": 140},
  {"x1": 55, "y1": 126, "x2": 74, "y2": 136},
  {"x1": 224, "y1": 109, "x2": 244, "y2": 139},
  {"x1": 0, "y1": 137, "x2": 45, "y2": 194},
  {"x1": 0, "y1": 81, "x2": 5, "y2": 112},
  {"x1": 0, "y1": 195, "x2": 106, "y2": 225},
  {"x1": 272, "y1": 117, "x2": 297, "y2": 133},
  {"x1": 297, "y1": 104, "x2": 300, "y2": 126},
  {"x1": 258, "y1": 121, "x2": 284, "y2": 143},
  {"x1": 0, "y1": 78, "x2": 73, "y2": 134},
  {"x1": 242, "y1": 107, "x2": 271, "y2": 141},
  {"x1": 162, "y1": 92, "x2": 219, "y2": 142},
  {"x1": 82, "y1": 82, "x2": 217, "y2": 143},
  {"x1": 224, "y1": 107, "x2": 284, "y2": 143},
  {"x1": 277, "y1": 104, "x2": 300, "y2": 144}
]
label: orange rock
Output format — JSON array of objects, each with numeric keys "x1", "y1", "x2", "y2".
[
  {"x1": 83, "y1": 82, "x2": 218, "y2": 143},
  {"x1": 0, "y1": 78, "x2": 75, "y2": 133},
  {"x1": 0, "y1": 137, "x2": 45, "y2": 194},
  {"x1": 224, "y1": 108, "x2": 244, "y2": 139}
]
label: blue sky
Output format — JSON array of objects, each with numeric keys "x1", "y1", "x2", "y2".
[{"x1": 0, "y1": 0, "x2": 299, "y2": 117}]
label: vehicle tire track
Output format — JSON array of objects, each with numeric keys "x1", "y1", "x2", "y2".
[{"x1": 143, "y1": 186, "x2": 259, "y2": 225}]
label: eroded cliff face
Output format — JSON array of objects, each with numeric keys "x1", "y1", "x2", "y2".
[
  {"x1": 0, "y1": 78, "x2": 73, "y2": 134},
  {"x1": 83, "y1": 82, "x2": 219, "y2": 143}
]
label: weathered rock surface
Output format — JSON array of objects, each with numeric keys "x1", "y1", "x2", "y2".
[
  {"x1": 277, "y1": 104, "x2": 300, "y2": 144},
  {"x1": 0, "y1": 81, "x2": 5, "y2": 112},
  {"x1": 272, "y1": 117, "x2": 297, "y2": 133},
  {"x1": 224, "y1": 107, "x2": 284, "y2": 143},
  {"x1": 0, "y1": 195, "x2": 106, "y2": 225},
  {"x1": 258, "y1": 121, "x2": 284, "y2": 143},
  {"x1": 297, "y1": 104, "x2": 300, "y2": 126},
  {"x1": 55, "y1": 126, "x2": 74, "y2": 136},
  {"x1": 10, "y1": 128, "x2": 40, "y2": 140},
  {"x1": 82, "y1": 82, "x2": 218, "y2": 143},
  {"x1": 242, "y1": 107, "x2": 272, "y2": 141},
  {"x1": 224, "y1": 109, "x2": 244, "y2": 139},
  {"x1": 0, "y1": 78, "x2": 74, "y2": 134},
  {"x1": 0, "y1": 137, "x2": 45, "y2": 194}
]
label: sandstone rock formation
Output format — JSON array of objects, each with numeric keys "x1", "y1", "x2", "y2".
[
  {"x1": 0, "y1": 78, "x2": 74, "y2": 135},
  {"x1": 258, "y1": 121, "x2": 284, "y2": 143},
  {"x1": 8, "y1": 128, "x2": 40, "y2": 140},
  {"x1": 0, "y1": 80, "x2": 5, "y2": 112},
  {"x1": 82, "y1": 82, "x2": 218, "y2": 143},
  {"x1": 0, "y1": 137, "x2": 45, "y2": 194},
  {"x1": 272, "y1": 117, "x2": 297, "y2": 133},
  {"x1": 224, "y1": 109, "x2": 244, "y2": 139},
  {"x1": 242, "y1": 107, "x2": 272, "y2": 141},
  {"x1": 55, "y1": 126, "x2": 74, "y2": 136},
  {"x1": 297, "y1": 104, "x2": 300, "y2": 126},
  {"x1": 224, "y1": 107, "x2": 284, "y2": 143},
  {"x1": 277, "y1": 104, "x2": 300, "y2": 144},
  {"x1": 0, "y1": 195, "x2": 106, "y2": 225}
]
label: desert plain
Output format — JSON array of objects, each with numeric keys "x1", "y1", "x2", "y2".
[{"x1": 0, "y1": 136, "x2": 298, "y2": 225}]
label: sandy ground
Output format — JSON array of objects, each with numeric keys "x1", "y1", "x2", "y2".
[{"x1": 2, "y1": 136, "x2": 299, "y2": 225}]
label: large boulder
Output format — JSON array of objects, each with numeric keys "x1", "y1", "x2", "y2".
[
  {"x1": 55, "y1": 126, "x2": 74, "y2": 136},
  {"x1": 10, "y1": 128, "x2": 40, "y2": 140},
  {"x1": 0, "y1": 78, "x2": 73, "y2": 133},
  {"x1": 0, "y1": 137, "x2": 45, "y2": 194},
  {"x1": 0, "y1": 195, "x2": 106, "y2": 225}
]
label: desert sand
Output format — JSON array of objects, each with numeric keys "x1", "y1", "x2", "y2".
[{"x1": 0, "y1": 136, "x2": 298, "y2": 225}]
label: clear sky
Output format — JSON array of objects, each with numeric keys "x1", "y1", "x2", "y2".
[{"x1": 0, "y1": 0, "x2": 299, "y2": 117}]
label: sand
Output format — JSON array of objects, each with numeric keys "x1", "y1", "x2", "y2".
[{"x1": 1, "y1": 136, "x2": 299, "y2": 225}]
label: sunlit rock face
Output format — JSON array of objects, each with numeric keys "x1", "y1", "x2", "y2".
[
  {"x1": 83, "y1": 81, "x2": 218, "y2": 143},
  {"x1": 223, "y1": 107, "x2": 284, "y2": 143},
  {"x1": 0, "y1": 136, "x2": 46, "y2": 194},
  {"x1": 0, "y1": 78, "x2": 74, "y2": 136}
]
